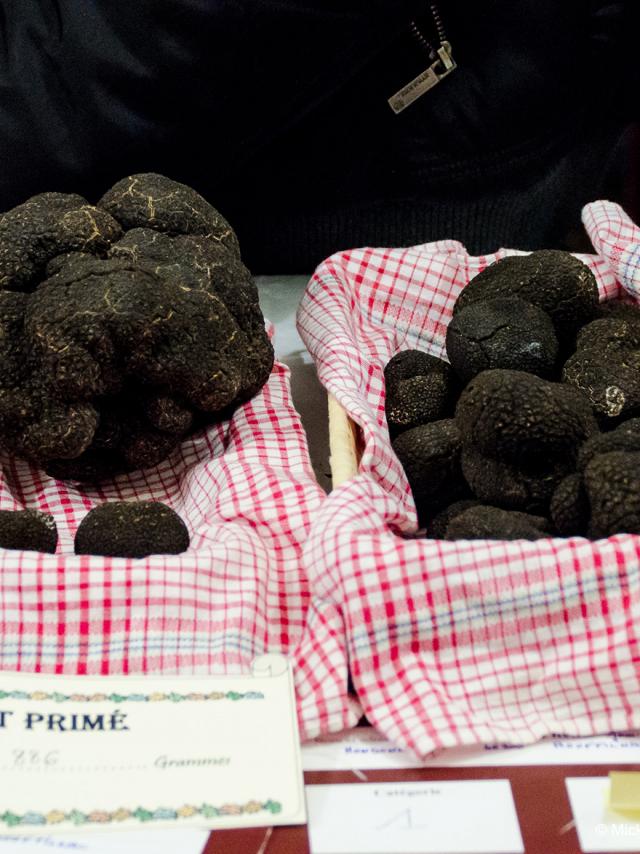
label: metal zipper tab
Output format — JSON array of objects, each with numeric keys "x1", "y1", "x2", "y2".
[{"x1": 388, "y1": 40, "x2": 456, "y2": 115}]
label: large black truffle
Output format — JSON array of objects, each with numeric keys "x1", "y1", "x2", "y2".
[
  {"x1": 391, "y1": 419, "x2": 467, "y2": 525},
  {"x1": 455, "y1": 370, "x2": 597, "y2": 467},
  {"x1": 563, "y1": 318, "x2": 640, "y2": 423},
  {"x1": 0, "y1": 509, "x2": 57, "y2": 553},
  {"x1": 453, "y1": 250, "x2": 599, "y2": 340},
  {"x1": 0, "y1": 173, "x2": 274, "y2": 479},
  {"x1": 446, "y1": 296, "x2": 558, "y2": 383},
  {"x1": 444, "y1": 505, "x2": 551, "y2": 541},
  {"x1": 384, "y1": 350, "x2": 456, "y2": 437},
  {"x1": 74, "y1": 501, "x2": 190, "y2": 558}
]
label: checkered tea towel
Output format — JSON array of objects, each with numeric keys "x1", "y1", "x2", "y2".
[
  {"x1": 297, "y1": 201, "x2": 640, "y2": 758},
  {"x1": 0, "y1": 336, "x2": 360, "y2": 741}
]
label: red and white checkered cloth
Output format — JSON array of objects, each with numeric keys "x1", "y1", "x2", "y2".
[
  {"x1": 297, "y1": 201, "x2": 640, "y2": 759},
  {"x1": 0, "y1": 338, "x2": 361, "y2": 741}
]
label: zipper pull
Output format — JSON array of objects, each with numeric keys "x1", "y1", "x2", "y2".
[{"x1": 388, "y1": 41, "x2": 456, "y2": 115}]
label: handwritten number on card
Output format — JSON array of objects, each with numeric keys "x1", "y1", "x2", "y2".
[
  {"x1": 11, "y1": 749, "x2": 59, "y2": 769},
  {"x1": 377, "y1": 808, "x2": 428, "y2": 831}
]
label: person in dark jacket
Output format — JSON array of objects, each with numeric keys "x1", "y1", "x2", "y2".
[{"x1": 0, "y1": 1, "x2": 637, "y2": 272}]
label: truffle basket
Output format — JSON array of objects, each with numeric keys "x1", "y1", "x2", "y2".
[
  {"x1": 0, "y1": 348, "x2": 361, "y2": 741},
  {"x1": 298, "y1": 200, "x2": 640, "y2": 759}
]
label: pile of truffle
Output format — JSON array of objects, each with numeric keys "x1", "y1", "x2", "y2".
[
  {"x1": 387, "y1": 250, "x2": 640, "y2": 541},
  {"x1": 0, "y1": 173, "x2": 274, "y2": 480}
]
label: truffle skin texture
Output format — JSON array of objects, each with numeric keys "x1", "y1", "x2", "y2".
[
  {"x1": 446, "y1": 296, "x2": 558, "y2": 383},
  {"x1": 0, "y1": 193, "x2": 122, "y2": 292},
  {"x1": 461, "y1": 444, "x2": 572, "y2": 513},
  {"x1": 428, "y1": 499, "x2": 482, "y2": 539},
  {"x1": 455, "y1": 370, "x2": 598, "y2": 467},
  {"x1": 98, "y1": 173, "x2": 240, "y2": 258},
  {"x1": 453, "y1": 250, "x2": 599, "y2": 339},
  {"x1": 444, "y1": 505, "x2": 551, "y2": 541},
  {"x1": 384, "y1": 350, "x2": 456, "y2": 437},
  {"x1": 0, "y1": 176, "x2": 273, "y2": 478},
  {"x1": 392, "y1": 419, "x2": 467, "y2": 525},
  {"x1": 563, "y1": 318, "x2": 640, "y2": 422},
  {"x1": 550, "y1": 473, "x2": 590, "y2": 537},
  {"x1": 0, "y1": 509, "x2": 57, "y2": 554},
  {"x1": 578, "y1": 418, "x2": 640, "y2": 471},
  {"x1": 74, "y1": 501, "x2": 190, "y2": 558},
  {"x1": 584, "y1": 451, "x2": 640, "y2": 539}
]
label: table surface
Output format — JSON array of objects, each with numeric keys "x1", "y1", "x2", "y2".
[{"x1": 201, "y1": 764, "x2": 640, "y2": 854}]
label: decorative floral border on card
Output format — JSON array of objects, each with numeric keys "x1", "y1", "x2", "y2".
[
  {"x1": 0, "y1": 689, "x2": 264, "y2": 703},
  {"x1": 1, "y1": 800, "x2": 282, "y2": 827}
]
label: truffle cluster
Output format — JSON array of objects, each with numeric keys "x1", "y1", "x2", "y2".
[
  {"x1": 387, "y1": 250, "x2": 640, "y2": 540},
  {"x1": 0, "y1": 173, "x2": 274, "y2": 480}
]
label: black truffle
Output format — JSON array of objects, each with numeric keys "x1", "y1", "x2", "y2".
[
  {"x1": 455, "y1": 369, "x2": 597, "y2": 467},
  {"x1": 0, "y1": 174, "x2": 274, "y2": 478},
  {"x1": 563, "y1": 318, "x2": 640, "y2": 423},
  {"x1": 384, "y1": 350, "x2": 456, "y2": 437},
  {"x1": 391, "y1": 419, "x2": 467, "y2": 525},
  {"x1": 584, "y1": 451, "x2": 640, "y2": 539},
  {"x1": 549, "y1": 473, "x2": 590, "y2": 537},
  {"x1": 0, "y1": 509, "x2": 57, "y2": 553},
  {"x1": 444, "y1": 505, "x2": 551, "y2": 541},
  {"x1": 461, "y1": 444, "x2": 571, "y2": 512},
  {"x1": 446, "y1": 296, "x2": 558, "y2": 383},
  {"x1": 578, "y1": 418, "x2": 640, "y2": 471},
  {"x1": 428, "y1": 499, "x2": 482, "y2": 539},
  {"x1": 453, "y1": 250, "x2": 599, "y2": 340},
  {"x1": 74, "y1": 501, "x2": 190, "y2": 558}
]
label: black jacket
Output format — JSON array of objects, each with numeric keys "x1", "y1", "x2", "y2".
[{"x1": 0, "y1": 1, "x2": 637, "y2": 271}]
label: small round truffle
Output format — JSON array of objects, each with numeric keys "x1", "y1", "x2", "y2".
[
  {"x1": 578, "y1": 418, "x2": 640, "y2": 471},
  {"x1": 392, "y1": 419, "x2": 467, "y2": 525},
  {"x1": 384, "y1": 350, "x2": 456, "y2": 437},
  {"x1": 584, "y1": 451, "x2": 640, "y2": 539},
  {"x1": 446, "y1": 296, "x2": 558, "y2": 383},
  {"x1": 0, "y1": 509, "x2": 57, "y2": 553},
  {"x1": 453, "y1": 250, "x2": 599, "y2": 340},
  {"x1": 444, "y1": 505, "x2": 551, "y2": 541},
  {"x1": 549, "y1": 473, "x2": 590, "y2": 537},
  {"x1": 74, "y1": 501, "x2": 190, "y2": 558},
  {"x1": 563, "y1": 318, "x2": 640, "y2": 423},
  {"x1": 428, "y1": 499, "x2": 482, "y2": 539},
  {"x1": 455, "y1": 369, "x2": 597, "y2": 466},
  {"x1": 460, "y1": 444, "x2": 571, "y2": 513}
]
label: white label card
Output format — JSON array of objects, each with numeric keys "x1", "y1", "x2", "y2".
[
  {"x1": 566, "y1": 777, "x2": 640, "y2": 853},
  {"x1": 305, "y1": 781, "x2": 524, "y2": 854},
  {"x1": 302, "y1": 728, "x2": 640, "y2": 770},
  {"x1": 0, "y1": 655, "x2": 305, "y2": 833}
]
